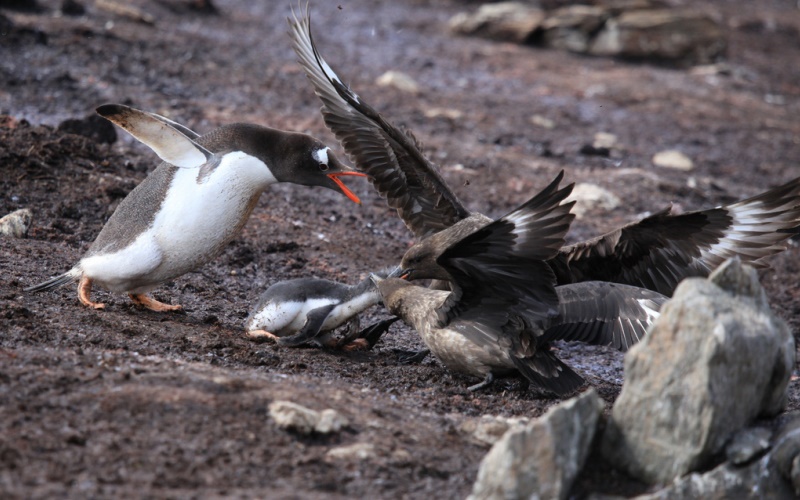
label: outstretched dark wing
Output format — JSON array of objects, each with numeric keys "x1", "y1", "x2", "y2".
[
  {"x1": 436, "y1": 172, "x2": 576, "y2": 328},
  {"x1": 551, "y1": 176, "x2": 800, "y2": 296},
  {"x1": 288, "y1": 8, "x2": 470, "y2": 239},
  {"x1": 541, "y1": 281, "x2": 668, "y2": 351}
]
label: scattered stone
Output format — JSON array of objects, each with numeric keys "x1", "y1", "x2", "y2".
[
  {"x1": 390, "y1": 448, "x2": 413, "y2": 466},
  {"x1": 315, "y1": 408, "x2": 349, "y2": 434},
  {"x1": 57, "y1": 114, "x2": 117, "y2": 144},
  {"x1": 566, "y1": 183, "x2": 621, "y2": 219},
  {"x1": 375, "y1": 70, "x2": 420, "y2": 95},
  {"x1": 325, "y1": 442, "x2": 375, "y2": 462},
  {"x1": 469, "y1": 389, "x2": 603, "y2": 500},
  {"x1": 0, "y1": 209, "x2": 33, "y2": 238},
  {"x1": 542, "y1": 5, "x2": 609, "y2": 53},
  {"x1": 602, "y1": 259, "x2": 795, "y2": 484},
  {"x1": 95, "y1": 0, "x2": 155, "y2": 25},
  {"x1": 652, "y1": 149, "x2": 693, "y2": 170},
  {"x1": 726, "y1": 427, "x2": 772, "y2": 465},
  {"x1": 589, "y1": 9, "x2": 725, "y2": 64},
  {"x1": 449, "y1": 2, "x2": 545, "y2": 44},
  {"x1": 593, "y1": 132, "x2": 619, "y2": 150},
  {"x1": 530, "y1": 114, "x2": 555, "y2": 129},
  {"x1": 459, "y1": 415, "x2": 530, "y2": 446},
  {"x1": 269, "y1": 401, "x2": 348, "y2": 435},
  {"x1": 423, "y1": 107, "x2": 464, "y2": 120}
]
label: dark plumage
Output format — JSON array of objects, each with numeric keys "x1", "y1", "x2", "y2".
[
  {"x1": 374, "y1": 173, "x2": 667, "y2": 395},
  {"x1": 288, "y1": 10, "x2": 800, "y2": 296}
]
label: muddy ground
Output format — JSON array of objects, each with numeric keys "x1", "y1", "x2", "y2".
[{"x1": 1, "y1": 0, "x2": 799, "y2": 498}]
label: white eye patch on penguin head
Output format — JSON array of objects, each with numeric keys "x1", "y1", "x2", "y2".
[{"x1": 312, "y1": 147, "x2": 331, "y2": 171}]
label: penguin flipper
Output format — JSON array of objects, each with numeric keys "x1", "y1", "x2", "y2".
[
  {"x1": 96, "y1": 104, "x2": 212, "y2": 169},
  {"x1": 276, "y1": 304, "x2": 336, "y2": 347}
]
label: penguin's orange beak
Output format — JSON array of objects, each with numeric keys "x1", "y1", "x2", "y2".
[{"x1": 327, "y1": 172, "x2": 367, "y2": 204}]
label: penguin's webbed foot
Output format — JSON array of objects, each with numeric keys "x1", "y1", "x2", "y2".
[
  {"x1": 78, "y1": 277, "x2": 105, "y2": 310},
  {"x1": 336, "y1": 338, "x2": 370, "y2": 351},
  {"x1": 246, "y1": 330, "x2": 281, "y2": 343},
  {"x1": 129, "y1": 293, "x2": 182, "y2": 312}
]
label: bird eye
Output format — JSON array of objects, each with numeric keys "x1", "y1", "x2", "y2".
[{"x1": 319, "y1": 163, "x2": 330, "y2": 172}]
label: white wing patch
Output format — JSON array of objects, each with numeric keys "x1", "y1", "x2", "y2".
[
  {"x1": 699, "y1": 199, "x2": 797, "y2": 269},
  {"x1": 505, "y1": 210, "x2": 537, "y2": 249},
  {"x1": 637, "y1": 298, "x2": 661, "y2": 327}
]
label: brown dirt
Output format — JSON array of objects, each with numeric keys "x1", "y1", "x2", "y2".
[{"x1": 1, "y1": 0, "x2": 799, "y2": 498}]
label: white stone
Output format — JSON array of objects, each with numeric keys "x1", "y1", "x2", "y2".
[
  {"x1": 325, "y1": 442, "x2": 376, "y2": 462},
  {"x1": 566, "y1": 183, "x2": 621, "y2": 219},
  {"x1": 652, "y1": 149, "x2": 694, "y2": 170},
  {"x1": 0, "y1": 208, "x2": 32, "y2": 238},
  {"x1": 375, "y1": 71, "x2": 420, "y2": 94}
]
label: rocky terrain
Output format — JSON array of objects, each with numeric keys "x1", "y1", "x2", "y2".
[{"x1": 2, "y1": 0, "x2": 800, "y2": 497}]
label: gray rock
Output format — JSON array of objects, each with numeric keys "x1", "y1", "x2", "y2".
[
  {"x1": 590, "y1": 9, "x2": 725, "y2": 64},
  {"x1": 315, "y1": 408, "x2": 349, "y2": 434},
  {"x1": 632, "y1": 457, "x2": 795, "y2": 500},
  {"x1": 602, "y1": 259, "x2": 795, "y2": 484},
  {"x1": 449, "y1": 2, "x2": 545, "y2": 44},
  {"x1": 269, "y1": 400, "x2": 348, "y2": 435},
  {"x1": 0, "y1": 208, "x2": 32, "y2": 238},
  {"x1": 375, "y1": 70, "x2": 420, "y2": 95},
  {"x1": 726, "y1": 427, "x2": 772, "y2": 465},
  {"x1": 459, "y1": 414, "x2": 530, "y2": 446},
  {"x1": 652, "y1": 149, "x2": 694, "y2": 171},
  {"x1": 566, "y1": 183, "x2": 621, "y2": 219},
  {"x1": 771, "y1": 417, "x2": 800, "y2": 495},
  {"x1": 469, "y1": 389, "x2": 603, "y2": 500},
  {"x1": 542, "y1": 5, "x2": 609, "y2": 53},
  {"x1": 325, "y1": 442, "x2": 375, "y2": 462},
  {"x1": 634, "y1": 416, "x2": 800, "y2": 499}
]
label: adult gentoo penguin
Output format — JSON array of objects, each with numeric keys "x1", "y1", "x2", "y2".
[
  {"x1": 288, "y1": 9, "x2": 800, "y2": 297},
  {"x1": 26, "y1": 104, "x2": 366, "y2": 311}
]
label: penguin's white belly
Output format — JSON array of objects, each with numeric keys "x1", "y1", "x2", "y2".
[
  {"x1": 249, "y1": 298, "x2": 340, "y2": 336},
  {"x1": 82, "y1": 152, "x2": 275, "y2": 292}
]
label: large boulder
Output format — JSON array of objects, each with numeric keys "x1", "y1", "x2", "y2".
[
  {"x1": 449, "y1": 2, "x2": 545, "y2": 44},
  {"x1": 541, "y1": 5, "x2": 609, "y2": 53},
  {"x1": 469, "y1": 389, "x2": 603, "y2": 500},
  {"x1": 602, "y1": 258, "x2": 795, "y2": 484},
  {"x1": 589, "y1": 9, "x2": 726, "y2": 64}
]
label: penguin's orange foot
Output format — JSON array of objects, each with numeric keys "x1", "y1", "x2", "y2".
[
  {"x1": 78, "y1": 277, "x2": 105, "y2": 309},
  {"x1": 129, "y1": 293, "x2": 182, "y2": 312},
  {"x1": 338, "y1": 338, "x2": 369, "y2": 351},
  {"x1": 246, "y1": 329, "x2": 280, "y2": 342}
]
